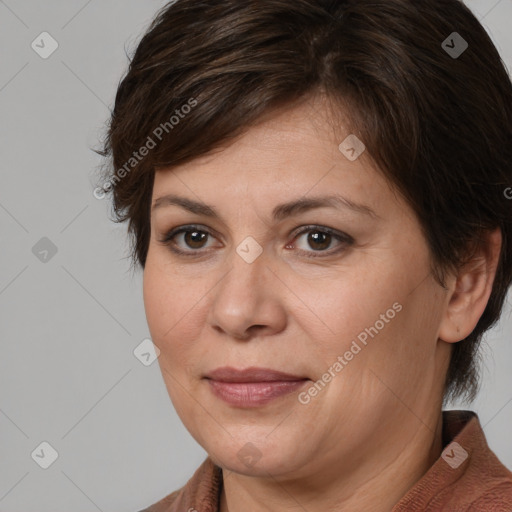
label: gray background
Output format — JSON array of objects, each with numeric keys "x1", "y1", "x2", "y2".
[{"x1": 0, "y1": 1, "x2": 511, "y2": 511}]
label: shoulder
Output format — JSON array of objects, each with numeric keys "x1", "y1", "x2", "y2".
[
  {"x1": 436, "y1": 411, "x2": 512, "y2": 510},
  {"x1": 465, "y1": 479, "x2": 512, "y2": 511},
  {"x1": 394, "y1": 411, "x2": 512, "y2": 511}
]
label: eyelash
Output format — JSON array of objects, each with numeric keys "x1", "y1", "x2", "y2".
[{"x1": 158, "y1": 224, "x2": 354, "y2": 259}]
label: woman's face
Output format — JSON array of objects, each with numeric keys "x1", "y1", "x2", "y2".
[{"x1": 143, "y1": 96, "x2": 452, "y2": 482}]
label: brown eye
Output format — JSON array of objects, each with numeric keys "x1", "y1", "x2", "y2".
[
  {"x1": 182, "y1": 229, "x2": 208, "y2": 249},
  {"x1": 306, "y1": 231, "x2": 332, "y2": 251},
  {"x1": 290, "y1": 225, "x2": 354, "y2": 259},
  {"x1": 158, "y1": 225, "x2": 216, "y2": 255}
]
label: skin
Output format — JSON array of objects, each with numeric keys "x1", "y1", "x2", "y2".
[{"x1": 143, "y1": 94, "x2": 502, "y2": 512}]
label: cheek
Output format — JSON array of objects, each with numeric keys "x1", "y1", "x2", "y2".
[
  {"x1": 288, "y1": 269, "x2": 398, "y2": 350},
  {"x1": 300, "y1": 276, "x2": 419, "y2": 395},
  {"x1": 143, "y1": 263, "x2": 170, "y2": 340},
  {"x1": 143, "y1": 260, "x2": 207, "y2": 431},
  {"x1": 143, "y1": 258, "x2": 205, "y2": 363}
]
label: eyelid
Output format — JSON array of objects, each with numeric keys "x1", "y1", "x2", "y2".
[
  {"x1": 159, "y1": 223, "x2": 220, "y2": 242},
  {"x1": 290, "y1": 224, "x2": 353, "y2": 243}
]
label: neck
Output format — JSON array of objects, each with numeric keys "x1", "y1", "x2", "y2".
[{"x1": 220, "y1": 410, "x2": 444, "y2": 512}]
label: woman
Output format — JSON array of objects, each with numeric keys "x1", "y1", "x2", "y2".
[{"x1": 96, "y1": 0, "x2": 512, "y2": 510}]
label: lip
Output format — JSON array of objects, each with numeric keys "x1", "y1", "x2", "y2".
[
  {"x1": 204, "y1": 366, "x2": 309, "y2": 407},
  {"x1": 204, "y1": 366, "x2": 306, "y2": 382}
]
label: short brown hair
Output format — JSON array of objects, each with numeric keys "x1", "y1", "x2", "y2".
[{"x1": 95, "y1": 0, "x2": 512, "y2": 403}]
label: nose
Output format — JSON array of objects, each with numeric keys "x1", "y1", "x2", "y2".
[{"x1": 207, "y1": 241, "x2": 287, "y2": 341}]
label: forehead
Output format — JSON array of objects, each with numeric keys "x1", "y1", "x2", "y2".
[{"x1": 152, "y1": 97, "x2": 400, "y2": 220}]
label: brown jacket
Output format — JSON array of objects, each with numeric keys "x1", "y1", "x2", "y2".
[{"x1": 138, "y1": 410, "x2": 512, "y2": 511}]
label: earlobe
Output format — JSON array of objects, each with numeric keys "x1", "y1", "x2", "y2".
[{"x1": 438, "y1": 228, "x2": 502, "y2": 344}]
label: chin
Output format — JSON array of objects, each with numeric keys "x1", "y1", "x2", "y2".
[{"x1": 203, "y1": 431, "x2": 305, "y2": 478}]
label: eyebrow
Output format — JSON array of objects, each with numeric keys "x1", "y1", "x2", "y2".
[{"x1": 151, "y1": 193, "x2": 379, "y2": 220}]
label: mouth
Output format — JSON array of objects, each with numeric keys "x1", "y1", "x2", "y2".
[{"x1": 203, "y1": 366, "x2": 309, "y2": 407}]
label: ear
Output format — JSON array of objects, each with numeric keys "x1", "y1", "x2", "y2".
[{"x1": 438, "y1": 228, "x2": 502, "y2": 343}]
